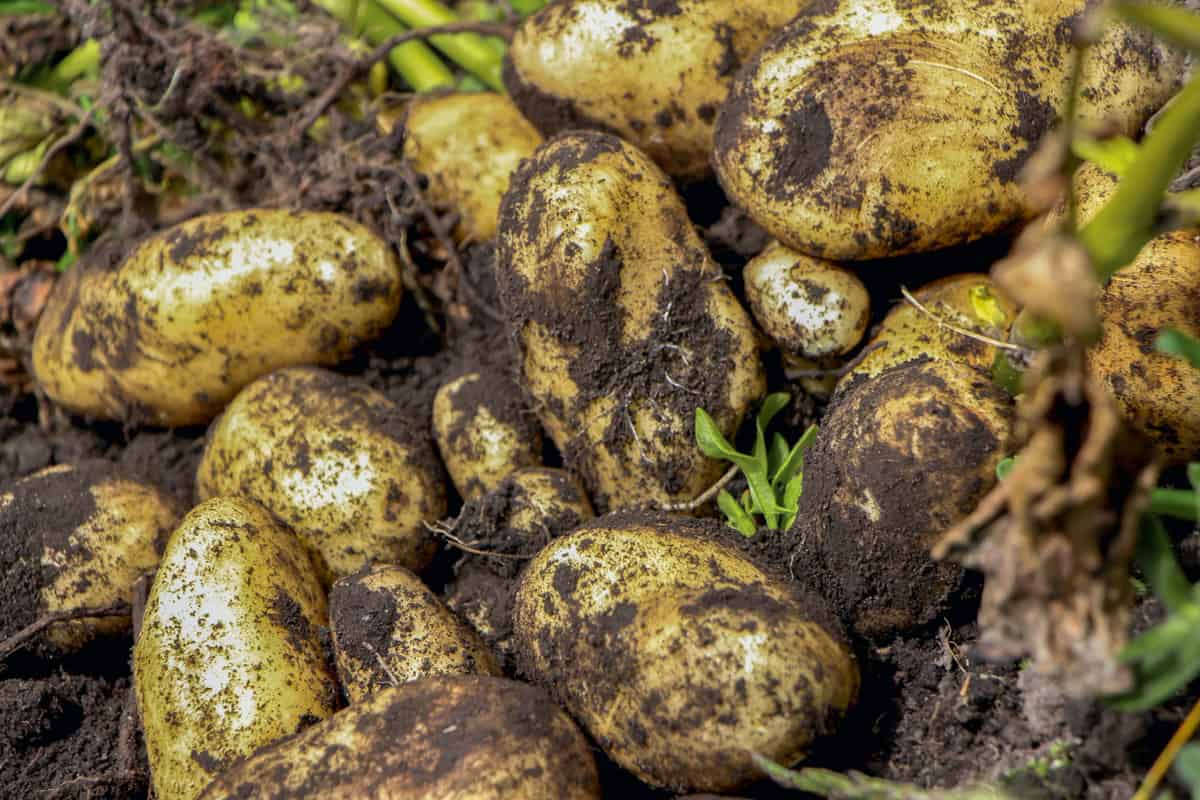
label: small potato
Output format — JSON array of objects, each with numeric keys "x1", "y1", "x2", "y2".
[
  {"x1": 197, "y1": 367, "x2": 445, "y2": 581},
  {"x1": 402, "y1": 92, "x2": 543, "y2": 241},
  {"x1": 713, "y1": 0, "x2": 1182, "y2": 259},
  {"x1": 33, "y1": 209, "x2": 401, "y2": 426},
  {"x1": 0, "y1": 460, "x2": 178, "y2": 651},
  {"x1": 134, "y1": 497, "x2": 338, "y2": 800},
  {"x1": 198, "y1": 675, "x2": 603, "y2": 800},
  {"x1": 791, "y1": 359, "x2": 1013, "y2": 638},
  {"x1": 504, "y1": 0, "x2": 804, "y2": 180},
  {"x1": 497, "y1": 132, "x2": 765, "y2": 510},
  {"x1": 330, "y1": 564, "x2": 500, "y2": 703},
  {"x1": 432, "y1": 369, "x2": 543, "y2": 501},
  {"x1": 743, "y1": 241, "x2": 870, "y2": 359},
  {"x1": 512, "y1": 513, "x2": 858, "y2": 793}
]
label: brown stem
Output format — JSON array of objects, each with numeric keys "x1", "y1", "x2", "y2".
[{"x1": 0, "y1": 601, "x2": 131, "y2": 661}]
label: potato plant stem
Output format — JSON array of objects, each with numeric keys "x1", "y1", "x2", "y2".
[
  {"x1": 315, "y1": 0, "x2": 454, "y2": 91},
  {"x1": 374, "y1": 0, "x2": 506, "y2": 90},
  {"x1": 1149, "y1": 488, "x2": 1199, "y2": 521},
  {"x1": 1132, "y1": 694, "x2": 1200, "y2": 800}
]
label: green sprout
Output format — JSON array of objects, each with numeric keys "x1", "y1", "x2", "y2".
[{"x1": 694, "y1": 393, "x2": 816, "y2": 537}]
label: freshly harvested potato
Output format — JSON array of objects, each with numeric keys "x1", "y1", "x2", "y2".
[
  {"x1": 134, "y1": 497, "x2": 338, "y2": 800},
  {"x1": 504, "y1": 0, "x2": 804, "y2": 180},
  {"x1": 198, "y1": 675, "x2": 603, "y2": 800},
  {"x1": 497, "y1": 132, "x2": 765, "y2": 510},
  {"x1": 33, "y1": 209, "x2": 402, "y2": 426},
  {"x1": 743, "y1": 240, "x2": 870, "y2": 359},
  {"x1": 330, "y1": 564, "x2": 500, "y2": 703},
  {"x1": 432, "y1": 369, "x2": 543, "y2": 501},
  {"x1": 0, "y1": 460, "x2": 178, "y2": 651},
  {"x1": 791, "y1": 359, "x2": 1013, "y2": 638},
  {"x1": 512, "y1": 512, "x2": 858, "y2": 793},
  {"x1": 713, "y1": 0, "x2": 1183, "y2": 260},
  {"x1": 196, "y1": 367, "x2": 445, "y2": 581},
  {"x1": 402, "y1": 92, "x2": 543, "y2": 241}
]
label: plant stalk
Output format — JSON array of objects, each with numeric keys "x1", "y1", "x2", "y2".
[
  {"x1": 374, "y1": 0, "x2": 505, "y2": 90},
  {"x1": 316, "y1": 0, "x2": 455, "y2": 91}
]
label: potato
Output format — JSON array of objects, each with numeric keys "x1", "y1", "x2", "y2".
[
  {"x1": 402, "y1": 92, "x2": 543, "y2": 242},
  {"x1": 196, "y1": 367, "x2": 445, "y2": 581},
  {"x1": 330, "y1": 564, "x2": 500, "y2": 703},
  {"x1": 743, "y1": 240, "x2": 870, "y2": 359},
  {"x1": 503, "y1": 0, "x2": 804, "y2": 180},
  {"x1": 497, "y1": 132, "x2": 765, "y2": 510},
  {"x1": 197, "y1": 675, "x2": 602, "y2": 799},
  {"x1": 33, "y1": 209, "x2": 402, "y2": 426},
  {"x1": 432, "y1": 369, "x2": 543, "y2": 501},
  {"x1": 512, "y1": 512, "x2": 858, "y2": 793},
  {"x1": 134, "y1": 497, "x2": 338, "y2": 800},
  {"x1": 713, "y1": 0, "x2": 1183, "y2": 260},
  {"x1": 791, "y1": 359, "x2": 1013, "y2": 638},
  {"x1": 0, "y1": 460, "x2": 178, "y2": 651}
]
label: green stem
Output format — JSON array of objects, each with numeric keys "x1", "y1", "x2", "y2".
[
  {"x1": 374, "y1": 0, "x2": 505, "y2": 90},
  {"x1": 34, "y1": 39, "x2": 100, "y2": 94},
  {"x1": 1149, "y1": 489, "x2": 1199, "y2": 522},
  {"x1": 316, "y1": 0, "x2": 454, "y2": 92}
]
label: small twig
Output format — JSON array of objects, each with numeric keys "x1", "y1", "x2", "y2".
[
  {"x1": 899, "y1": 286, "x2": 1024, "y2": 352},
  {"x1": 0, "y1": 602, "x2": 131, "y2": 661},
  {"x1": 785, "y1": 341, "x2": 887, "y2": 379},
  {"x1": 1132, "y1": 695, "x2": 1200, "y2": 800},
  {"x1": 0, "y1": 107, "x2": 97, "y2": 220},
  {"x1": 38, "y1": 772, "x2": 145, "y2": 798},
  {"x1": 423, "y1": 520, "x2": 534, "y2": 560},
  {"x1": 362, "y1": 641, "x2": 402, "y2": 688},
  {"x1": 661, "y1": 465, "x2": 740, "y2": 513}
]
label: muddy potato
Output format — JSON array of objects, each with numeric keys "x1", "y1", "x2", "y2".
[
  {"x1": 0, "y1": 461, "x2": 178, "y2": 651},
  {"x1": 134, "y1": 497, "x2": 338, "y2": 800},
  {"x1": 401, "y1": 92, "x2": 543, "y2": 241},
  {"x1": 497, "y1": 132, "x2": 765, "y2": 510},
  {"x1": 504, "y1": 0, "x2": 804, "y2": 180},
  {"x1": 330, "y1": 564, "x2": 500, "y2": 703},
  {"x1": 791, "y1": 359, "x2": 1013, "y2": 638},
  {"x1": 33, "y1": 209, "x2": 401, "y2": 426},
  {"x1": 432, "y1": 369, "x2": 543, "y2": 501},
  {"x1": 512, "y1": 513, "x2": 858, "y2": 793},
  {"x1": 713, "y1": 0, "x2": 1182, "y2": 260},
  {"x1": 198, "y1": 675, "x2": 602, "y2": 800},
  {"x1": 197, "y1": 367, "x2": 445, "y2": 581},
  {"x1": 744, "y1": 241, "x2": 870, "y2": 359}
]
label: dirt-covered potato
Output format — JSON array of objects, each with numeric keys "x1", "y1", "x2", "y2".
[
  {"x1": 197, "y1": 675, "x2": 602, "y2": 800},
  {"x1": 744, "y1": 241, "x2": 870, "y2": 359},
  {"x1": 497, "y1": 132, "x2": 765, "y2": 510},
  {"x1": 33, "y1": 209, "x2": 401, "y2": 426},
  {"x1": 512, "y1": 512, "x2": 858, "y2": 793},
  {"x1": 504, "y1": 0, "x2": 804, "y2": 180},
  {"x1": 848, "y1": 274, "x2": 1017, "y2": 383},
  {"x1": 432, "y1": 369, "x2": 542, "y2": 501},
  {"x1": 330, "y1": 564, "x2": 500, "y2": 703},
  {"x1": 402, "y1": 92, "x2": 543, "y2": 241},
  {"x1": 0, "y1": 461, "x2": 178, "y2": 651},
  {"x1": 196, "y1": 367, "x2": 445, "y2": 581},
  {"x1": 792, "y1": 359, "x2": 1013, "y2": 638},
  {"x1": 713, "y1": 0, "x2": 1183, "y2": 260},
  {"x1": 134, "y1": 497, "x2": 338, "y2": 800}
]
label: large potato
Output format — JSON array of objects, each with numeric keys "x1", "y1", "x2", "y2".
[
  {"x1": 512, "y1": 513, "x2": 858, "y2": 793},
  {"x1": 196, "y1": 367, "x2": 445, "y2": 581},
  {"x1": 33, "y1": 209, "x2": 401, "y2": 426},
  {"x1": 791, "y1": 359, "x2": 1013, "y2": 638},
  {"x1": 0, "y1": 460, "x2": 179, "y2": 651},
  {"x1": 496, "y1": 133, "x2": 765, "y2": 510},
  {"x1": 198, "y1": 675, "x2": 602, "y2": 800},
  {"x1": 713, "y1": 0, "x2": 1183, "y2": 260},
  {"x1": 134, "y1": 497, "x2": 338, "y2": 800},
  {"x1": 503, "y1": 0, "x2": 804, "y2": 180}
]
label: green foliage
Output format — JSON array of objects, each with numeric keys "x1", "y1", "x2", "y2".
[
  {"x1": 0, "y1": 0, "x2": 54, "y2": 14},
  {"x1": 751, "y1": 754, "x2": 1013, "y2": 799},
  {"x1": 1157, "y1": 329, "x2": 1200, "y2": 370},
  {"x1": 1176, "y1": 743, "x2": 1200, "y2": 797},
  {"x1": 694, "y1": 393, "x2": 816, "y2": 536}
]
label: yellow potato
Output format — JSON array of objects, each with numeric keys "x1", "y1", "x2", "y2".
[
  {"x1": 33, "y1": 209, "x2": 401, "y2": 426},
  {"x1": 512, "y1": 513, "x2": 858, "y2": 793},
  {"x1": 134, "y1": 497, "x2": 338, "y2": 800},
  {"x1": 196, "y1": 367, "x2": 445, "y2": 581},
  {"x1": 198, "y1": 675, "x2": 603, "y2": 800},
  {"x1": 497, "y1": 132, "x2": 765, "y2": 510}
]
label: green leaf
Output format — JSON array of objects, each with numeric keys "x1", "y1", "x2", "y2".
[
  {"x1": 1174, "y1": 743, "x2": 1200, "y2": 795},
  {"x1": 718, "y1": 490, "x2": 757, "y2": 537},
  {"x1": 757, "y1": 392, "x2": 791, "y2": 431},
  {"x1": 1150, "y1": 488, "x2": 1200, "y2": 522},
  {"x1": 1157, "y1": 329, "x2": 1200, "y2": 369},
  {"x1": 1136, "y1": 514, "x2": 1193, "y2": 614},
  {"x1": 1072, "y1": 134, "x2": 1140, "y2": 177},
  {"x1": 773, "y1": 424, "x2": 818, "y2": 492},
  {"x1": 751, "y1": 397, "x2": 790, "y2": 530},
  {"x1": 996, "y1": 456, "x2": 1016, "y2": 481},
  {"x1": 767, "y1": 433, "x2": 789, "y2": 482},
  {"x1": 781, "y1": 471, "x2": 805, "y2": 530},
  {"x1": 1112, "y1": 628, "x2": 1200, "y2": 711},
  {"x1": 694, "y1": 408, "x2": 743, "y2": 462},
  {"x1": 0, "y1": 0, "x2": 55, "y2": 15},
  {"x1": 751, "y1": 754, "x2": 1012, "y2": 799},
  {"x1": 1114, "y1": 1, "x2": 1200, "y2": 53}
]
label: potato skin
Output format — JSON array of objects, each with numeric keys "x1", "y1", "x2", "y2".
[
  {"x1": 330, "y1": 564, "x2": 500, "y2": 704},
  {"x1": 713, "y1": 0, "x2": 1182, "y2": 259},
  {"x1": 497, "y1": 132, "x2": 765, "y2": 510},
  {"x1": 197, "y1": 675, "x2": 603, "y2": 800},
  {"x1": 512, "y1": 513, "x2": 858, "y2": 793},
  {"x1": 791, "y1": 359, "x2": 1013, "y2": 638},
  {"x1": 504, "y1": 0, "x2": 804, "y2": 180},
  {"x1": 134, "y1": 497, "x2": 338, "y2": 800},
  {"x1": 33, "y1": 209, "x2": 401, "y2": 426},
  {"x1": 196, "y1": 367, "x2": 445, "y2": 581},
  {"x1": 402, "y1": 92, "x2": 543, "y2": 242}
]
